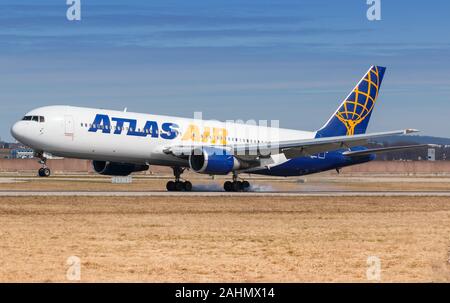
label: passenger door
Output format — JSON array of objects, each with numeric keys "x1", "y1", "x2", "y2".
[{"x1": 64, "y1": 115, "x2": 74, "y2": 140}]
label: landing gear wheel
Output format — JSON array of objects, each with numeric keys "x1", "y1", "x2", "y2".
[
  {"x1": 224, "y1": 179, "x2": 251, "y2": 192},
  {"x1": 167, "y1": 167, "x2": 193, "y2": 192},
  {"x1": 166, "y1": 181, "x2": 175, "y2": 191},
  {"x1": 175, "y1": 181, "x2": 184, "y2": 191},
  {"x1": 38, "y1": 167, "x2": 51, "y2": 177},
  {"x1": 167, "y1": 181, "x2": 192, "y2": 192},
  {"x1": 184, "y1": 181, "x2": 192, "y2": 192},
  {"x1": 224, "y1": 181, "x2": 232, "y2": 192},
  {"x1": 36, "y1": 153, "x2": 50, "y2": 177},
  {"x1": 232, "y1": 181, "x2": 242, "y2": 192}
]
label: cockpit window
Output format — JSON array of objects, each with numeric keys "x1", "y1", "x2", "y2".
[{"x1": 22, "y1": 116, "x2": 45, "y2": 122}]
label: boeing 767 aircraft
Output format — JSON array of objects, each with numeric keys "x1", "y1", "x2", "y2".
[{"x1": 10, "y1": 66, "x2": 425, "y2": 191}]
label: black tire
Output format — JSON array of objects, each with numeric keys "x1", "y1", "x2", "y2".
[
  {"x1": 38, "y1": 168, "x2": 50, "y2": 177},
  {"x1": 242, "y1": 181, "x2": 250, "y2": 189},
  {"x1": 43, "y1": 168, "x2": 51, "y2": 177},
  {"x1": 224, "y1": 181, "x2": 232, "y2": 192},
  {"x1": 184, "y1": 181, "x2": 192, "y2": 192},
  {"x1": 175, "y1": 181, "x2": 184, "y2": 191},
  {"x1": 166, "y1": 181, "x2": 175, "y2": 191},
  {"x1": 232, "y1": 181, "x2": 241, "y2": 192}
]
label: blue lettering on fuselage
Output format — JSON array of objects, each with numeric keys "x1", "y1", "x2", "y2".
[
  {"x1": 88, "y1": 114, "x2": 179, "y2": 140},
  {"x1": 88, "y1": 114, "x2": 110, "y2": 133},
  {"x1": 161, "y1": 123, "x2": 178, "y2": 139}
]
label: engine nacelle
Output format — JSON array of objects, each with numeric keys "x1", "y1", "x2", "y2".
[
  {"x1": 189, "y1": 147, "x2": 241, "y2": 175},
  {"x1": 92, "y1": 161, "x2": 149, "y2": 176}
]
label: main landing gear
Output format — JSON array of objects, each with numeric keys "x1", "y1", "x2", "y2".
[
  {"x1": 224, "y1": 173, "x2": 250, "y2": 192},
  {"x1": 37, "y1": 154, "x2": 51, "y2": 177},
  {"x1": 166, "y1": 167, "x2": 192, "y2": 192}
]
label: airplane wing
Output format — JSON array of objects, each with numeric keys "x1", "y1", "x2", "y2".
[
  {"x1": 237, "y1": 129, "x2": 419, "y2": 159},
  {"x1": 341, "y1": 144, "x2": 429, "y2": 157},
  {"x1": 164, "y1": 129, "x2": 420, "y2": 160}
]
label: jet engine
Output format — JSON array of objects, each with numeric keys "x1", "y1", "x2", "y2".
[
  {"x1": 92, "y1": 161, "x2": 149, "y2": 176},
  {"x1": 189, "y1": 147, "x2": 243, "y2": 175}
]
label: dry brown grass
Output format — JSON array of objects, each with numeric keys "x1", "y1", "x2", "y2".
[{"x1": 1, "y1": 195, "x2": 450, "y2": 282}]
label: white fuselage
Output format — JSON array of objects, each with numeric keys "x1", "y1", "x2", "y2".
[{"x1": 11, "y1": 106, "x2": 315, "y2": 169}]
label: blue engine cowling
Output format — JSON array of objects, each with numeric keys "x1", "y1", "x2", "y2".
[
  {"x1": 189, "y1": 147, "x2": 240, "y2": 175},
  {"x1": 92, "y1": 161, "x2": 149, "y2": 176}
]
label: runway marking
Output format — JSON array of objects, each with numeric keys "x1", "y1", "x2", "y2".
[{"x1": 1, "y1": 191, "x2": 450, "y2": 197}]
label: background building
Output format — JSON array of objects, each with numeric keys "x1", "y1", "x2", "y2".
[{"x1": 10, "y1": 148, "x2": 34, "y2": 159}]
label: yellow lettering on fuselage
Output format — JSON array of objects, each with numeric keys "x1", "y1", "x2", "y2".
[
  {"x1": 181, "y1": 124, "x2": 227, "y2": 145},
  {"x1": 212, "y1": 127, "x2": 227, "y2": 145},
  {"x1": 202, "y1": 127, "x2": 211, "y2": 143},
  {"x1": 181, "y1": 124, "x2": 201, "y2": 141}
]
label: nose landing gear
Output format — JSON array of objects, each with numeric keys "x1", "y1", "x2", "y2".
[
  {"x1": 224, "y1": 173, "x2": 250, "y2": 192},
  {"x1": 166, "y1": 167, "x2": 192, "y2": 191},
  {"x1": 36, "y1": 153, "x2": 51, "y2": 177}
]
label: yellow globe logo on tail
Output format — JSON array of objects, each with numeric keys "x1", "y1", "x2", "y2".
[{"x1": 335, "y1": 66, "x2": 383, "y2": 136}]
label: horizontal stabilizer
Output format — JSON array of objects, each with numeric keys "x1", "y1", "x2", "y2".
[{"x1": 342, "y1": 144, "x2": 429, "y2": 157}]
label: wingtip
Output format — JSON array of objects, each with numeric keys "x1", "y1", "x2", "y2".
[
  {"x1": 427, "y1": 143, "x2": 440, "y2": 148},
  {"x1": 405, "y1": 128, "x2": 420, "y2": 134}
]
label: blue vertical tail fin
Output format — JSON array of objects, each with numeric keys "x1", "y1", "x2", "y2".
[{"x1": 315, "y1": 65, "x2": 386, "y2": 138}]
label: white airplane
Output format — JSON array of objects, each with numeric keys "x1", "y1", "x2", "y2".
[{"x1": 11, "y1": 66, "x2": 425, "y2": 191}]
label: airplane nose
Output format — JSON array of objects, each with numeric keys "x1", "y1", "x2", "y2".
[{"x1": 10, "y1": 121, "x2": 25, "y2": 141}]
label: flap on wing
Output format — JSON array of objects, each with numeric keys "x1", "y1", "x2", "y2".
[
  {"x1": 342, "y1": 144, "x2": 429, "y2": 157},
  {"x1": 282, "y1": 139, "x2": 368, "y2": 159}
]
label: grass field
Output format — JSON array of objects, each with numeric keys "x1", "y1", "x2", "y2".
[{"x1": 1, "y1": 195, "x2": 450, "y2": 282}]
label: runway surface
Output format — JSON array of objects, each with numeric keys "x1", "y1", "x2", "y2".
[{"x1": 1, "y1": 190, "x2": 450, "y2": 197}]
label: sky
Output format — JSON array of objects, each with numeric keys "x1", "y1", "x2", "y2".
[{"x1": 1, "y1": 0, "x2": 450, "y2": 141}]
